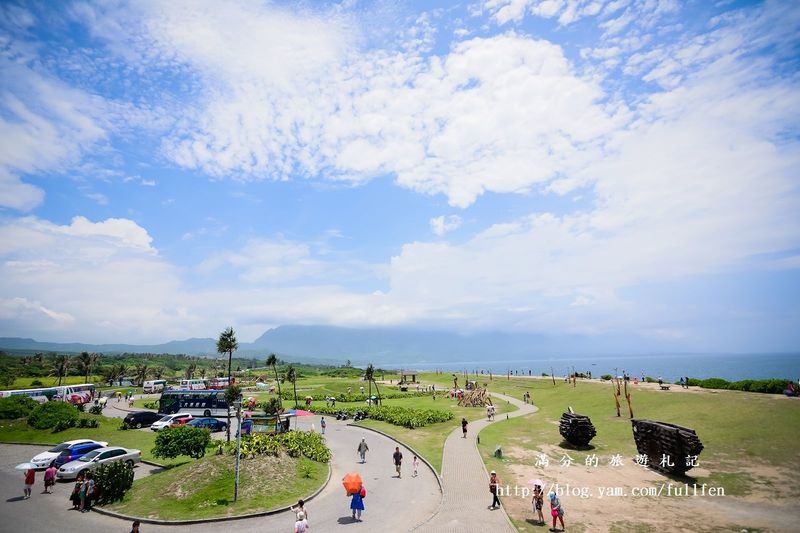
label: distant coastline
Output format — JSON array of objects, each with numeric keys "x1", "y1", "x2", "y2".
[{"x1": 385, "y1": 352, "x2": 800, "y2": 382}]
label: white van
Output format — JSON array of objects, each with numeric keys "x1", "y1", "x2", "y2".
[
  {"x1": 143, "y1": 379, "x2": 167, "y2": 393},
  {"x1": 178, "y1": 379, "x2": 207, "y2": 390}
]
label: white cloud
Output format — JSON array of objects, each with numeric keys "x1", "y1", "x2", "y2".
[{"x1": 430, "y1": 215, "x2": 463, "y2": 236}]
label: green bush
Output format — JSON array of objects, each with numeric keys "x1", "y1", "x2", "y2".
[
  {"x1": 0, "y1": 396, "x2": 38, "y2": 419},
  {"x1": 312, "y1": 404, "x2": 453, "y2": 428},
  {"x1": 94, "y1": 460, "x2": 134, "y2": 505},
  {"x1": 142, "y1": 400, "x2": 159, "y2": 410},
  {"x1": 27, "y1": 401, "x2": 79, "y2": 429},
  {"x1": 600, "y1": 374, "x2": 613, "y2": 381},
  {"x1": 686, "y1": 378, "x2": 702, "y2": 386},
  {"x1": 89, "y1": 405, "x2": 103, "y2": 415},
  {"x1": 280, "y1": 390, "x2": 431, "y2": 403},
  {"x1": 152, "y1": 426, "x2": 211, "y2": 460},
  {"x1": 692, "y1": 377, "x2": 788, "y2": 394},
  {"x1": 53, "y1": 419, "x2": 76, "y2": 432},
  {"x1": 700, "y1": 378, "x2": 730, "y2": 390},
  {"x1": 30, "y1": 380, "x2": 43, "y2": 387},
  {"x1": 227, "y1": 430, "x2": 331, "y2": 462},
  {"x1": 77, "y1": 418, "x2": 99, "y2": 428}
]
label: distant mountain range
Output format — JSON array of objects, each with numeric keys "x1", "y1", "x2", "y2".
[{"x1": 0, "y1": 325, "x2": 683, "y2": 366}]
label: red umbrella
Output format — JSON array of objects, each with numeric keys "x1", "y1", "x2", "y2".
[
  {"x1": 288, "y1": 409, "x2": 314, "y2": 417},
  {"x1": 342, "y1": 472, "x2": 363, "y2": 495}
]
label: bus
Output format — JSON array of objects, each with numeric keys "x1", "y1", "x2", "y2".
[
  {"x1": 207, "y1": 376, "x2": 234, "y2": 389},
  {"x1": 0, "y1": 383, "x2": 95, "y2": 405},
  {"x1": 176, "y1": 379, "x2": 206, "y2": 390},
  {"x1": 158, "y1": 390, "x2": 230, "y2": 417},
  {"x1": 142, "y1": 379, "x2": 167, "y2": 393}
]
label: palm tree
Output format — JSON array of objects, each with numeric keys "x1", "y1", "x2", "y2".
[
  {"x1": 216, "y1": 327, "x2": 238, "y2": 443},
  {"x1": 200, "y1": 367, "x2": 207, "y2": 379},
  {"x1": 266, "y1": 353, "x2": 281, "y2": 397},
  {"x1": 49, "y1": 354, "x2": 71, "y2": 386},
  {"x1": 285, "y1": 365, "x2": 298, "y2": 408},
  {"x1": 185, "y1": 362, "x2": 197, "y2": 379},
  {"x1": 152, "y1": 366, "x2": 165, "y2": 379},
  {"x1": 76, "y1": 352, "x2": 99, "y2": 384},
  {"x1": 134, "y1": 363, "x2": 150, "y2": 386}
]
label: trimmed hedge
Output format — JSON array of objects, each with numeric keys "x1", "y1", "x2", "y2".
[
  {"x1": 677, "y1": 377, "x2": 791, "y2": 394},
  {"x1": 223, "y1": 430, "x2": 331, "y2": 462},
  {"x1": 280, "y1": 390, "x2": 432, "y2": 403},
  {"x1": 28, "y1": 401, "x2": 80, "y2": 429},
  {"x1": 0, "y1": 396, "x2": 38, "y2": 419},
  {"x1": 152, "y1": 426, "x2": 212, "y2": 460},
  {"x1": 312, "y1": 404, "x2": 454, "y2": 428}
]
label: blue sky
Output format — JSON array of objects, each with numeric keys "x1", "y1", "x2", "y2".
[{"x1": 0, "y1": 0, "x2": 798, "y2": 350}]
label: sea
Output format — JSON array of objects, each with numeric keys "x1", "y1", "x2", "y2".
[{"x1": 387, "y1": 352, "x2": 800, "y2": 383}]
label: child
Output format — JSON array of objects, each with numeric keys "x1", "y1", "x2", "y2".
[
  {"x1": 412, "y1": 455, "x2": 419, "y2": 477},
  {"x1": 291, "y1": 498, "x2": 308, "y2": 522},
  {"x1": 532, "y1": 484, "x2": 544, "y2": 524}
]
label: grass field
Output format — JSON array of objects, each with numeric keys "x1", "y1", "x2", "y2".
[
  {"x1": 8, "y1": 375, "x2": 103, "y2": 389},
  {"x1": 471, "y1": 376, "x2": 800, "y2": 531},
  {"x1": 106, "y1": 453, "x2": 328, "y2": 520},
  {"x1": 0, "y1": 415, "x2": 187, "y2": 466}
]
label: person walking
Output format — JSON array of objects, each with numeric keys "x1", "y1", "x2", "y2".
[
  {"x1": 412, "y1": 455, "x2": 419, "y2": 477},
  {"x1": 43, "y1": 463, "x2": 57, "y2": 494},
  {"x1": 357, "y1": 438, "x2": 369, "y2": 463},
  {"x1": 549, "y1": 492, "x2": 565, "y2": 531},
  {"x1": 349, "y1": 484, "x2": 365, "y2": 521},
  {"x1": 294, "y1": 510, "x2": 309, "y2": 533},
  {"x1": 291, "y1": 498, "x2": 308, "y2": 522},
  {"x1": 23, "y1": 467, "x2": 35, "y2": 499},
  {"x1": 461, "y1": 417, "x2": 468, "y2": 438},
  {"x1": 532, "y1": 483, "x2": 544, "y2": 524},
  {"x1": 130, "y1": 520, "x2": 141, "y2": 533},
  {"x1": 320, "y1": 416, "x2": 326, "y2": 435},
  {"x1": 489, "y1": 470, "x2": 501, "y2": 509},
  {"x1": 393, "y1": 446, "x2": 403, "y2": 478}
]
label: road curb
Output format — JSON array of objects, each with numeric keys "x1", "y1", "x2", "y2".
[{"x1": 91, "y1": 460, "x2": 333, "y2": 525}]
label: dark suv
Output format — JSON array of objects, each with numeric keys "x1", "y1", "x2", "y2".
[
  {"x1": 53, "y1": 442, "x2": 106, "y2": 468},
  {"x1": 123, "y1": 410, "x2": 163, "y2": 429}
]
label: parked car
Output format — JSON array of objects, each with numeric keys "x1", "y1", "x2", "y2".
[
  {"x1": 123, "y1": 410, "x2": 163, "y2": 429},
  {"x1": 56, "y1": 446, "x2": 141, "y2": 480},
  {"x1": 186, "y1": 417, "x2": 227, "y2": 432},
  {"x1": 53, "y1": 441, "x2": 107, "y2": 468},
  {"x1": 150, "y1": 412, "x2": 193, "y2": 431},
  {"x1": 30, "y1": 439, "x2": 109, "y2": 469}
]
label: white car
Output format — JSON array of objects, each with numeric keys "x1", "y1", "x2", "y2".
[
  {"x1": 150, "y1": 412, "x2": 193, "y2": 431},
  {"x1": 30, "y1": 439, "x2": 108, "y2": 469},
  {"x1": 56, "y1": 446, "x2": 141, "y2": 480}
]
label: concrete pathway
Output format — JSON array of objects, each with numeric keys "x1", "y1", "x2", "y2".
[
  {"x1": 0, "y1": 414, "x2": 440, "y2": 533},
  {"x1": 415, "y1": 393, "x2": 537, "y2": 533}
]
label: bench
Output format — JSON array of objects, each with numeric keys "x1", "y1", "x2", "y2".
[{"x1": 660, "y1": 385, "x2": 670, "y2": 391}]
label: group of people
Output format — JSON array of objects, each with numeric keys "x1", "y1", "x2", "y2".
[
  {"x1": 489, "y1": 472, "x2": 566, "y2": 532},
  {"x1": 21, "y1": 464, "x2": 58, "y2": 499},
  {"x1": 486, "y1": 404, "x2": 496, "y2": 420},
  {"x1": 69, "y1": 471, "x2": 96, "y2": 512},
  {"x1": 522, "y1": 391, "x2": 532, "y2": 404}
]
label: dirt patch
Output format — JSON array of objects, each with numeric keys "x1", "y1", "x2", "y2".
[{"x1": 498, "y1": 444, "x2": 798, "y2": 532}]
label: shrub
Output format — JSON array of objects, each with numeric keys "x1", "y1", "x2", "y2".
[
  {"x1": 152, "y1": 426, "x2": 211, "y2": 460},
  {"x1": 30, "y1": 379, "x2": 43, "y2": 387},
  {"x1": 700, "y1": 378, "x2": 730, "y2": 390},
  {"x1": 686, "y1": 378, "x2": 702, "y2": 386},
  {"x1": 142, "y1": 400, "x2": 159, "y2": 410},
  {"x1": 260, "y1": 397, "x2": 283, "y2": 415},
  {"x1": 94, "y1": 460, "x2": 134, "y2": 505},
  {"x1": 644, "y1": 376, "x2": 657, "y2": 383},
  {"x1": 228, "y1": 430, "x2": 331, "y2": 462},
  {"x1": 600, "y1": 374, "x2": 613, "y2": 381},
  {"x1": 53, "y1": 419, "x2": 76, "y2": 432},
  {"x1": 280, "y1": 390, "x2": 431, "y2": 403},
  {"x1": 28, "y1": 401, "x2": 79, "y2": 429},
  {"x1": 311, "y1": 404, "x2": 453, "y2": 428},
  {"x1": 89, "y1": 405, "x2": 104, "y2": 415},
  {"x1": 0, "y1": 396, "x2": 38, "y2": 419},
  {"x1": 77, "y1": 418, "x2": 99, "y2": 428}
]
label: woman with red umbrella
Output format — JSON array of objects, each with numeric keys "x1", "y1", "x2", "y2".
[{"x1": 343, "y1": 473, "x2": 365, "y2": 521}]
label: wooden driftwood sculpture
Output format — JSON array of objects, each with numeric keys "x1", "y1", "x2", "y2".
[
  {"x1": 559, "y1": 407, "x2": 597, "y2": 447},
  {"x1": 631, "y1": 419, "x2": 704, "y2": 475}
]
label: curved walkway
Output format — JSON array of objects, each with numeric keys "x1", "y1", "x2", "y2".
[
  {"x1": 0, "y1": 415, "x2": 440, "y2": 533},
  {"x1": 415, "y1": 393, "x2": 537, "y2": 533}
]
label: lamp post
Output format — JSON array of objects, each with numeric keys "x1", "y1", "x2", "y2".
[{"x1": 234, "y1": 399, "x2": 242, "y2": 502}]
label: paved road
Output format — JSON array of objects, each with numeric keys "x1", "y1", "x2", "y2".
[
  {"x1": 0, "y1": 414, "x2": 440, "y2": 532},
  {"x1": 415, "y1": 393, "x2": 537, "y2": 532}
]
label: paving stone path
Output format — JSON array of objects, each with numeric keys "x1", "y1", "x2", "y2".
[{"x1": 414, "y1": 392, "x2": 537, "y2": 533}]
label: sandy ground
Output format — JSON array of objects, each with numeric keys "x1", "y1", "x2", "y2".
[{"x1": 498, "y1": 442, "x2": 798, "y2": 533}]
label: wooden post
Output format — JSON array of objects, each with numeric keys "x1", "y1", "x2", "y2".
[
  {"x1": 624, "y1": 379, "x2": 634, "y2": 418},
  {"x1": 613, "y1": 378, "x2": 621, "y2": 417},
  {"x1": 551, "y1": 367, "x2": 556, "y2": 387},
  {"x1": 572, "y1": 366, "x2": 576, "y2": 388}
]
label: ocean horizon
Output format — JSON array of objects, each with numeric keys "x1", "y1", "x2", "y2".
[{"x1": 385, "y1": 352, "x2": 800, "y2": 382}]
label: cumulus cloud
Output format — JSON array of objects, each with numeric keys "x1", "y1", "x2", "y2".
[{"x1": 430, "y1": 215, "x2": 462, "y2": 236}]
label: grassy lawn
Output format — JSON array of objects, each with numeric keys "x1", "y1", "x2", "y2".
[
  {"x1": 353, "y1": 394, "x2": 518, "y2": 473},
  {"x1": 9, "y1": 375, "x2": 103, "y2": 389},
  {"x1": 106, "y1": 453, "x2": 328, "y2": 520},
  {"x1": 0, "y1": 415, "x2": 186, "y2": 466},
  {"x1": 473, "y1": 376, "x2": 800, "y2": 531}
]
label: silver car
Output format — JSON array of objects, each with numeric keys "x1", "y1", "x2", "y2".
[{"x1": 56, "y1": 446, "x2": 141, "y2": 480}]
